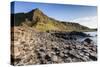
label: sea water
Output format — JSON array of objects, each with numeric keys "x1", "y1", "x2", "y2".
[{"x1": 77, "y1": 31, "x2": 97, "y2": 45}]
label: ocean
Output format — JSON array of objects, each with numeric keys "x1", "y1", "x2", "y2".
[{"x1": 77, "y1": 31, "x2": 97, "y2": 45}]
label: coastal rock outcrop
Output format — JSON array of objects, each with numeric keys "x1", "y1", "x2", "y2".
[{"x1": 11, "y1": 26, "x2": 97, "y2": 66}]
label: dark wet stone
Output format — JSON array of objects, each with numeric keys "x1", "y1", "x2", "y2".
[
  {"x1": 45, "y1": 55, "x2": 51, "y2": 61},
  {"x1": 89, "y1": 53, "x2": 97, "y2": 61},
  {"x1": 84, "y1": 38, "x2": 92, "y2": 44}
]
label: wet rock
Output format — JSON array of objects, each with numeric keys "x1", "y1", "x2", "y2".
[
  {"x1": 89, "y1": 52, "x2": 97, "y2": 61},
  {"x1": 84, "y1": 38, "x2": 92, "y2": 44},
  {"x1": 69, "y1": 31, "x2": 90, "y2": 37}
]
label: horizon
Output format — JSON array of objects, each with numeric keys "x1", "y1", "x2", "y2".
[{"x1": 11, "y1": 1, "x2": 97, "y2": 28}]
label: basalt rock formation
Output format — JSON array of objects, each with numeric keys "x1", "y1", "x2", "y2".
[{"x1": 11, "y1": 26, "x2": 97, "y2": 66}]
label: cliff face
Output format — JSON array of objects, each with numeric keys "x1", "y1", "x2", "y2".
[
  {"x1": 11, "y1": 26, "x2": 97, "y2": 66},
  {"x1": 11, "y1": 8, "x2": 91, "y2": 32}
]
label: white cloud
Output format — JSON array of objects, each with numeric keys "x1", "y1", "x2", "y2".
[{"x1": 72, "y1": 16, "x2": 98, "y2": 28}]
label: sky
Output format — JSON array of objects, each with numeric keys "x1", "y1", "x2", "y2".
[{"x1": 11, "y1": 1, "x2": 97, "y2": 28}]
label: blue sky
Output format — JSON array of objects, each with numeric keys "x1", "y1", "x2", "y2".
[{"x1": 11, "y1": 1, "x2": 97, "y2": 28}]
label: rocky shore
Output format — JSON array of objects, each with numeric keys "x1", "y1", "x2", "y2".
[{"x1": 11, "y1": 26, "x2": 97, "y2": 66}]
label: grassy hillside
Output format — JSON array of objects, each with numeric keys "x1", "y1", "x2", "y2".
[{"x1": 11, "y1": 8, "x2": 96, "y2": 32}]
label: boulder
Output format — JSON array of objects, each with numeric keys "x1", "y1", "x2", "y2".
[{"x1": 84, "y1": 38, "x2": 92, "y2": 44}]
